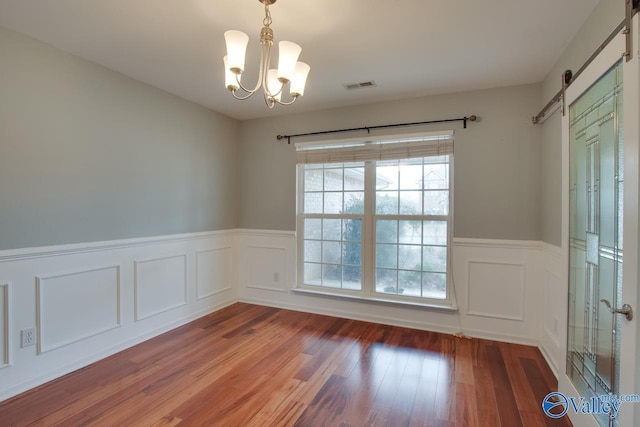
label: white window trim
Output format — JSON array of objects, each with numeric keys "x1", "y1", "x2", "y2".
[{"x1": 295, "y1": 131, "x2": 455, "y2": 310}]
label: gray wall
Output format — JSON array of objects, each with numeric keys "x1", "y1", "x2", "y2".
[
  {"x1": 239, "y1": 84, "x2": 542, "y2": 241},
  {"x1": 0, "y1": 26, "x2": 239, "y2": 250},
  {"x1": 540, "y1": 0, "x2": 623, "y2": 246}
]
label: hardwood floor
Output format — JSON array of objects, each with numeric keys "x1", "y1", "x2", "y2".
[{"x1": 0, "y1": 303, "x2": 571, "y2": 426}]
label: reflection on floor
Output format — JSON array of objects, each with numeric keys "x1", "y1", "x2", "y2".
[{"x1": 0, "y1": 303, "x2": 571, "y2": 426}]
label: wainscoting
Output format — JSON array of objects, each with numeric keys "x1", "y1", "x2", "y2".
[
  {"x1": 538, "y1": 242, "x2": 566, "y2": 378},
  {"x1": 0, "y1": 231, "x2": 237, "y2": 402},
  {"x1": 237, "y1": 232, "x2": 545, "y2": 348},
  {"x1": 0, "y1": 229, "x2": 565, "y2": 402}
]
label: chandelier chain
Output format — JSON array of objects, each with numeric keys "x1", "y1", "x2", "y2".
[{"x1": 263, "y1": 4, "x2": 272, "y2": 27}]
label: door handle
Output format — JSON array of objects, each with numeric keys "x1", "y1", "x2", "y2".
[{"x1": 600, "y1": 299, "x2": 634, "y2": 321}]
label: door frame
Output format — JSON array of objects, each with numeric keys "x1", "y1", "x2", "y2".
[{"x1": 559, "y1": 16, "x2": 640, "y2": 427}]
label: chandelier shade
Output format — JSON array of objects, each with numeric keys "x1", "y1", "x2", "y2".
[
  {"x1": 266, "y1": 69, "x2": 283, "y2": 102},
  {"x1": 290, "y1": 62, "x2": 311, "y2": 97},
  {"x1": 222, "y1": 0, "x2": 310, "y2": 108},
  {"x1": 223, "y1": 30, "x2": 249, "y2": 73},
  {"x1": 223, "y1": 56, "x2": 240, "y2": 91},
  {"x1": 276, "y1": 41, "x2": 301, "y2": 82}
]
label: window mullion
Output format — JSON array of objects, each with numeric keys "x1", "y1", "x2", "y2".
[{"x1": 363, "y1": 161, "x2": 376, "y2": 294}]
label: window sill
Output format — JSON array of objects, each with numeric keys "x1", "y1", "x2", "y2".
[{"x1": 291, "y1": 287, "x2": 458, "y2": 311}]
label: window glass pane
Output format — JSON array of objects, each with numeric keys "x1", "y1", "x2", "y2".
[
  {"x1": 398, "y1": 245, "x2": 422, "y2": 270},
  {"x1": 376, "y1": 269, "x2": 397, "y2": 294},
  {"x1": 324, "y1": 192, "x2": 343, "y2": 214},
  {"x1": 344, "y1": 168, "x2": 365, "y2": 190},
  {"x1": 322, "y1": 241, "x2": 341, "y2": 264},
  {"x1": 343, "y1": 219, "x2": 362, "y2": 242},
  {"x1": 376, "y1": 164, "x2": 399, "y2": 190},
  {"x1": 399, "y1": 270, "x2": 421, "y2": 296},
  {"x1": 399, "y1": 191, "x2": 422, "y2": 215},
  {"x1": 323, "y1": 219, "x2": 342, "y2": 241},
  {"x1": 304, "y1": 263, "x2": 322, "y2": 286},
  {"x1": 423, "y1": 273, "x2": 447, "y2": 299},
  {"x1": 322, "y1": 265, "x2": 342, "y2": 288},
  {"x1": 304, "y1": 218, "x2": 322, "y2": 240},
  {"x1": 304, "y1": 240, "x2": 322, "y2": 263},
  {"x1": 424, "y1": 163, "x2": 449, "y2": 189},
  {"x1": 324, "y1": 168, "x2": 343, "y2": 191},
  {"x1": 399, "y1": 162, "x2": 423, "y2": 190},
  {"x1": 399, "y1": 220, "x2": 421, "y2": 244},
  {"x1": 343, "y1": 267, "x2": 362, "y2": 290},
  {"x1": 304, "y1": 168, "x2": 323, "y2": 191},
  {"x1": 376, "y1": 191, "x2": 398, "y2": 214},
  {"x1": 424, "y1": 191, "x2": 449, "y2": 215},
  {"x1": 304, "y1": 193, "x2": 323, "y2": 214},
  {"x1": 423, "y1": 221, "x2": 447, "y2": 245},
  {"x1": 376, "y1": 244, "x2": 398, "y2": 269},
  {"x1": 423, "y1": 246, "x2": 447, "y2": 272},
  {"x1": 344, "y1": 192, "x2": 364, "y2": 214},
  {"x1": 376, "y1": 220, "x2": 398, "y2": 243},
  {"x1": 343, "y1": 242, "x2": 362, "y2": 266}
]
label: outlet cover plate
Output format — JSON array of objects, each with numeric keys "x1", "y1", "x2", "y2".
[{"x1": 21, "y1": 328, "x2": 36, "y2": 348}]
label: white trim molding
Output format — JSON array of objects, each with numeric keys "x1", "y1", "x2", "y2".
[
  {"x1": 465, "y1": 260, "x2": 526, "y2": 321},
  {"x1": 134, "y1": 254, "x2": 188, "y2": 322},
  {"x1": 195, "y1": 247, "x2": 233, "y2": 300},
  {"x1": 36, "y1": 265, "x2": 121, "y2": 354},
  {"x1": 0, "y1": 230, "x2": 236, "y2": 263},
  {"x1": 0, "y1": 282, "x2": 10, "y2": 369}
]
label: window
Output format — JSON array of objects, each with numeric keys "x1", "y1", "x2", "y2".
[{"x1": 297, "y1": 131, "x2": 454, "y2": 307}]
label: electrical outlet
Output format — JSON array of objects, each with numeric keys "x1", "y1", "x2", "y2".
[
  {"x1": 273, "y1": 272, "x2": 280, "y2": 282},
  {"x1": 21, "y1": 328, "x2": 36, "y2": 348}
]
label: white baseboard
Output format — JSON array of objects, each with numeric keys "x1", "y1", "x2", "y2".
[
  {"x1": 238, "y1": 296, "x2": 461, "y2": 336},
  {"x1": 538, "y1": 340, "x2": 560, "y2": 379}
]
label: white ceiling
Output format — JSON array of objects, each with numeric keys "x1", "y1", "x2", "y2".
[{"x1": 0, "y1": 0, "x2": 599, "y2": 120}]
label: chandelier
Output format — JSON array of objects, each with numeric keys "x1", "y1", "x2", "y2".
[{"x1": 223, "y1": 0, "x2": 311, "y2": 108}]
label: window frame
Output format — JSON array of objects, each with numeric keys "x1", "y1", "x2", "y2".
[{"x1": 296, "y1": 136, "x2": 455, "y2": 309}]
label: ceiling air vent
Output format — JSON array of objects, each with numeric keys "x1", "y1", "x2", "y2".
[{"x1": 343, "y1": 81, "x2": 377, "y2": 90}]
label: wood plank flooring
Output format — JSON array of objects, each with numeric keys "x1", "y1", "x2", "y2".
[{"x1": 0, "y1": 303, "x2": 571, "y2": 426}]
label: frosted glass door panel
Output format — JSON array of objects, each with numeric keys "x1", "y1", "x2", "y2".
[{"x1": 567, "y1": 62, "x2": 623, "y2": 427}]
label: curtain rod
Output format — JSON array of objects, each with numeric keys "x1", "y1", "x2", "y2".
[
  {"x1": 276, "y1": 115, "x2": 477, "y2": 144},
  {"x1": 533, "y1": 1, "x2": 639, "y2": 125}
]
